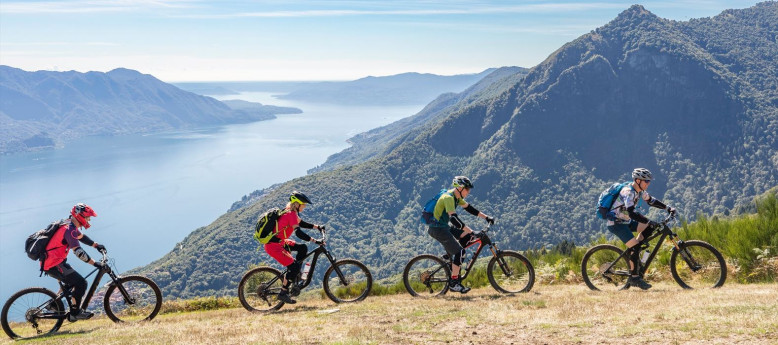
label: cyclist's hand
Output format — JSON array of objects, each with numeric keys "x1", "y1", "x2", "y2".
[
  {"x1": 313, "y1": 238, "x2": 325, "y2": 246},
  {"x1": 667, "y1": 206, "x2": 677, "y2": 216},
  {"x1": 93, "y1": 261, "x2": 111, "y2": 273},
  {"x1": 485, "y1": 216, "x2": 495, "y2": 225},
  {"x1": 318, "y1": 225, "x2": 326, "y2": 233},
  {"x1": 95, "y1": 243, "x2": 106, "y2": 253}
]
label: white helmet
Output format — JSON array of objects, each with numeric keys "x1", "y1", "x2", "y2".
[{"x1": 631, "y1": 168, "x2": 653, "y2": 181}]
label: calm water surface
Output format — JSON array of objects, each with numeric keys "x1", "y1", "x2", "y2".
[{"x1": 0, "y1": 92, "x2": 423, "y2": 301}]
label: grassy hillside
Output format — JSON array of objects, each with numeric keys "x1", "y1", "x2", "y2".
[{"x1": 6, "y1": 284, "x2": 776, "y2": 344}]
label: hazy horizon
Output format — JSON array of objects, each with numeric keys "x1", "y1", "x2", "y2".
[{"x1": 0, "y1": 0, "x2": 761, "y2": 82}]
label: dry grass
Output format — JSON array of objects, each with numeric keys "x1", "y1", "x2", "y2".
[{"x1": 3, "y1": 283, "x2": 776, "y2": 345}]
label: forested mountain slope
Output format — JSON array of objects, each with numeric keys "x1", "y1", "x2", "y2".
[{"x1": 137, "y1": 3, "x2": 778, "y2": 299}]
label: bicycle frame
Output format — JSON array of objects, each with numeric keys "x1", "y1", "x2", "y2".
[
  {"x1": 267, "y1": 230, "x2": 350, "y2": 290},
  {"x1": 601, "y1": 215, "x2": 697, "y2": 278},
  {"x1": 39, "y1": 253, "x2": 132, "y2": 321},
  {"x1": 447, "y1": 225, "x2": 507, "y2": 282}
]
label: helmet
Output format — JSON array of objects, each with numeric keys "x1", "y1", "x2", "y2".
[
  {"x1": 71, "y1": 203, "x2": 97, "y2": 229},
  {"x1": 289, "y1": 191, "x2": 313, "y2": 205},
  {"x1": 452, "y1": 176, "x2": 474, "y2": 189},
  {"x1": 631, "y1": 168, "x2": 653, "y2": 181}
]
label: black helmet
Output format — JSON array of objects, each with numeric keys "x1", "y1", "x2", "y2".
[
  {"x1": 290, "y1": 191, "x2": 313, "y2": 205},
  {"x1": 452, "y1": 176, "x2": 474, "y2": 189}
]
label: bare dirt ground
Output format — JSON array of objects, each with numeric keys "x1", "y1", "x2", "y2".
[{"x1": 3, "y1": 283, "x2": 776, "y2": 344}]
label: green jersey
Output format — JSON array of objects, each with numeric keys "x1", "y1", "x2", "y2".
[{"x1": 432, "y1": 189, "x2": 467, "y2": 227}]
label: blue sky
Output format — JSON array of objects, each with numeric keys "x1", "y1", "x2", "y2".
[{"x1": 0, "y1": 0, "x2": 761, "y2": 82}]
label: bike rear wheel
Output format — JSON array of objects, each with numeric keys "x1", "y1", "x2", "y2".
[
  {"x1": 104, "y1": 275, "x2": 162, "y2": 323},
  {"x1": 1, "y1": 288, "x2": 64, "y2": 339},
  {"x1": 323, "y1": 259, "x2": 373, "y2": 303},
  {"x1": 581, "y1": 244, "x2": 631, "y2": 291},
  {"x1": 403, "y1": 254, "x2": 450, "y2": 297},
  {"x1": 487, "y1": 250, "x2": 535, "y2": 293},
  {"x1": 670, "y1": 240, "x2": 727, "y2": 289},
  {"x1": 238, "y1": 267, "x2": 284, "y2": 312}
]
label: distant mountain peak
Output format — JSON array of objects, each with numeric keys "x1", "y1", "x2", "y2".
[
  {"x1": 611, "y1": 4, "x2": 663, "y2": 27},
  {"x1": 107, "y1": 67, "x2": 152, "y2": 81}
]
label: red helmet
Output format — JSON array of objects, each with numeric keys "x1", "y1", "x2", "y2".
[{"x1": 71, "y1": 203, "x2": 97, "y2": 229}]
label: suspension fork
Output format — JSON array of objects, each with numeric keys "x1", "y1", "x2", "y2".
[
  {"x1": 490, "y1": 245, "x2": 512, "y2": 276},
  {"x1": 108, "y1": 272, "x2": 136, "y2": 305},
  {"x1": 323, "y1": 249, "x2": 349, "y2": 285}
]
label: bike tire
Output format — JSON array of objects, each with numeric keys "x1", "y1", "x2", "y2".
[
  {"x1": 1, "y1": 287, "x2": 64, "y2": 339},
  {"x1": 670, "y1": 240, "x2": 727, "y2": 289},
  {"x1": 581, "y1": 244, "x2": 631, "y2": 291},
  {"x1": 103, "y1": 275, "x2": 162, "y2": 323},
  {"x1": 323, "y1": 259, "x2": 373, "y2": 303},
  {"x1": 402, "y1": 254, "x2": 450, "y2": 297},
  {"x1": 487, "y1": 250, "x2": 535, "y2": 293},
  {"x1": 238, "y1": 267, "x2": 285, "y2": 312}
]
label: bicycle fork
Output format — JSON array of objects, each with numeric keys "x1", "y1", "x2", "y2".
[
  {"x1": 668, "y1": 236, "x2": 702, "y2": 271},
  {"x1": 491, "y1": 246, "x2": 513, "y2": 277}
]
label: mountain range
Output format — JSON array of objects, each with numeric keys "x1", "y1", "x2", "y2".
[
  {"x1": 0, "y1": 67, "x2": 300, "y2": 154},
  {"x1": 137, "y1": 2, "x2": 777, "y2": 299}
]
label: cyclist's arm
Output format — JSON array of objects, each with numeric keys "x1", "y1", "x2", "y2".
[
  {"x1": 448, "y1": 211, "x2": 473, "y2": 236},
  {"x1": 644, "y1": 193, "x2": 668, "y2": 210},
  {"x1": 68, "y1": 230, "x2": 97, "y2": 265},
  {"x1": 293, "y1": 227, "x2": 312, "y2": 242},
  {"x1": 462, "y1": 203, "x2": 488, "y2": 220},
  {"x1": 626, "y1": 206, "x2": 650, "y2": 224}
]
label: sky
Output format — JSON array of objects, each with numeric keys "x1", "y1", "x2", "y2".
[{"x1": 0, "y1": 0, "x2": 762, "y2": 82}]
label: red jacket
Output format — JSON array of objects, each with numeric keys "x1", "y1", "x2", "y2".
[{"x1": 43, "y1": 222, "x2": 82, "y2": 270}]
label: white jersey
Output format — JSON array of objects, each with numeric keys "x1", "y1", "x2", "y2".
[{"x1": 607, "y1": 185, "x2": 652, "y2": 226}]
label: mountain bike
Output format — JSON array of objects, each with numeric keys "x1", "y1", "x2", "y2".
[
  {"x1": 238, "y1": 228, "x2": 372, "y2": 312},
  {"x1": 581, "y1": 214, "x2": 727, "y2": 291},
  {"x1": 1, "y1": 250, "x2": 162, "y2": 339},
  {"x1": 403, "y1": 224, "x2": 535, "y2": 297}
]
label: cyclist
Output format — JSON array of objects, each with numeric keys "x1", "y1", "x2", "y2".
[
  {"x1": 42, "y1": 203, "x2": 109, "y2": 321},
  {"x1": 263, "y1": 191, "x2": 325, "y2": 304},
  {"x1": 606, "y1": 168, "x2": 676, "y2": 290},
  {"x1": 427, "y1": 176, "x2": 494, "y2": 293}
]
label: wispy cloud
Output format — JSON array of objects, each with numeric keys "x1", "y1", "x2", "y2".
[
  {"x1": 181, "y1": 3, "x2": 628, "y2": 19},
  {"x1": 0, "y1": 0, "x2": 196, "y2": 14}
]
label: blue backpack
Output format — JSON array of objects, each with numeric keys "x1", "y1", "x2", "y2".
[
  {"x1": 420, "y1": 189, "x2": 450, "y2": 225},
  {"x1": 595, "y1": 182, "x2": 631, "y2": 220}
]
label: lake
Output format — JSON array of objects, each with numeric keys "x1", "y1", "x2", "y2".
[{"x1": 0, "y1": 92, "x2": 424, "y2": 302}]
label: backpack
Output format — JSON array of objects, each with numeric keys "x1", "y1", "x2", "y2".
[
  {"x1": 420, "y1": 189, "x2": 450, "y2": 225},
  {"x1": 595, "y1": 182, "x2": 631, "y2": 220},
  {"x1": 25, "y1": 219, "x2": 67, "y2": 270},
  {"x1": 253, "y1": 208, "x2": 289, "y2": 244}
]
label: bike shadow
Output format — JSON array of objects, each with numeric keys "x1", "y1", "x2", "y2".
[
  {"x1": 265, "y1": 305, "x2": 321, "y2": 315},
  {"x1": 16, "y1": 329, "x2": 92, "y2": 341}
]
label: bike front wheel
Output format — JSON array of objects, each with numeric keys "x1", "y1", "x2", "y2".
[
  {"x1": 403, "y1": 254, "x2": 450, "y2": 297},
  {"x1": 323, "y1": 259, "x2": 373, "y2": 303},
  {"x1": 581, "y1": 244, "x2": 631, "y2": 291},
  {"x1": 670, "y1": 240, "x2": 727, "y2": 289},
  {"x1": 104, "y1": 275, "x2": 162, "y2": 323},
  {"x1": 238, "y1": 267, "x2": 284, "y2": 312},
  {"x1": 487, "y1": 250, "x2": 535, "y2": 293},
  {"x1": 1, "y1": 288, "x2": 65, "y2": 339}
]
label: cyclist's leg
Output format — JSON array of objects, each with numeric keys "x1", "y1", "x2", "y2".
[
  {"x1": 45, "y1": 262, "x2": 85, "y2": 307},
  {"x1": 45, "y1": 262, "x2": 88, "y2": 316},
  {"x1": 264, "y1": 242, "x2": 296, "y2": 286},
  {"x1": 428, "y1": 226, "x2": 470, "y2": 292},
  {"x1": 428, "y1": 226, "x2": 464, "y2": 267}
]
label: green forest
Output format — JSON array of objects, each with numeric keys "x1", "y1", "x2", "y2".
[{"x1": 135, "y1": 3, "x2": 778, "y2": 299}]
